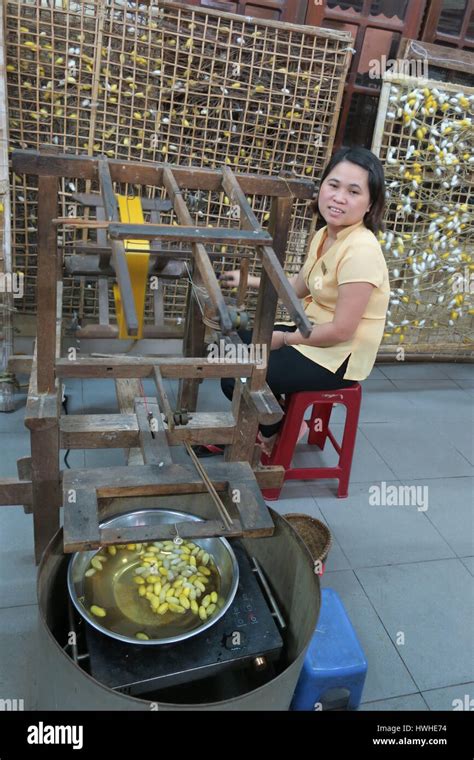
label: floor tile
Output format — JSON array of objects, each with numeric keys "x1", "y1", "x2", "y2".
[
  {"x1": 368, "y1": 366, "x2": 386, "y2": 380},
  {"x1": 0, "y1": 392, "x2": 28, "y2": 433},
  {"x1": 0, "y1": 508, "x2": 36, "y2": 608},
  {"x1": 421, "y1": 477, "x2": 474, "y2": 557},
  {"x1": 390, "y1": 379, "x2": 473, "y2": 422},
  {"x1": 292, "y1": 424, "x2": 397, "y2": 488},
  {"x1": 428, "y1": 421, "x2": 473, "y2": 465},
  {"x1": 361, "y1": 421, "x2": 473, "y2": 479},
  {"x1": 356, "y1": 560, "x2": 474, "y2": 691},
  {"x1": 359, "y1": 693, "x2": 428, "y2": 711},
  {"x1": 422, "y1": 684, "x2": 474, "y2": 711},
  {"x1": 359, "y1": 383, "x2": 420, "y2": 424},
  {"x1": 309, "y1": 481, "x2": 454, "y2": 568},
  {"x1": 82, "y1": 379, "x2": 119, "y2": 413},
  {"x1": 379, "y1": 363, "x2": 452, "y2": 380},
  {"x1": 320, "y1": 570, "x2": 417, "y2": 702},
  {"x1": 455, "y1": 379, "x2": 474, "y2": 394},
  {"x1": 440, "y1": 363, "x2": 474, "y2": 380},
  {"x1": 0, "y1": 433, "x2": 31, "y2": 478},
  {"x1": 460, "y1": 557, "x2": 474, "y2": 576},
  {"x1": 0, "y1": 604, "x2": 39, "y2": 710}
]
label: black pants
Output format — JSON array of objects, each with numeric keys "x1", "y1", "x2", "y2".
[{"x1": 221, "y1": 325, "x2": 356, "y2": 437}]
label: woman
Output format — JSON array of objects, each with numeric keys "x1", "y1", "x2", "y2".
[{"x1": 219, "y1": 146, "x2": 390, "y2": 455}]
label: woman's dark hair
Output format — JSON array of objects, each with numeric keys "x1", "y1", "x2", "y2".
[{"x1": 310, "y1": 146, "x2": 386, "y2": 234}]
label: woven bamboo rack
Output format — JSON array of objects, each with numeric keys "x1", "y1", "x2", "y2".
[
  {"x1": 5, "y1": 0, "x2": 352, "y2": 326},
  {"x1": 372, "y1": 73, "x2": 473, "y2": 359}
]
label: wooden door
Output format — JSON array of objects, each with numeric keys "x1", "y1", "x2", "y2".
[{"x1": 305, "y1": 0, "x2": 427, "y2": 148}]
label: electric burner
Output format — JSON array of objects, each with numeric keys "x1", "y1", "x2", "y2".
[{"x1": 82, "y1": 542, "x2": 285, "y2": 696}]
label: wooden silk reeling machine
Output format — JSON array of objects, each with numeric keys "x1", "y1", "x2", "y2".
[{"x1": 2, "y1": 148, "x2": 315, "y2": 563}]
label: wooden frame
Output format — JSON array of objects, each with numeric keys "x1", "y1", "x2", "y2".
[
  {"x1": 2, "y1": 149, "x2": 316, "y2": 562},
  {"x1": 372, "y1": 72, "x2": 474, "y2": 358},
  {"x1": 397, "y1": 37, "x2": 474, "y2": 79},
  {"x1": 0, "y1": 0, "x2": 14, "y2": 411},
  {"x1": 420, "y1": 0, "x2": 474, "y2": 50}
]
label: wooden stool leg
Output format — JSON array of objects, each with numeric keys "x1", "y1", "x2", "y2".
[
  {"x1": 337, "y1": 393, "x2": 361, "y2": 498},
  {"x1": 308, "y1": 402, "x2": 333, "y2": 448}
]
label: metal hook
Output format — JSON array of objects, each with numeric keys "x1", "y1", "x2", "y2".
[{"x1": 173, "y1": 524, "x2": 183, "y2": 546}]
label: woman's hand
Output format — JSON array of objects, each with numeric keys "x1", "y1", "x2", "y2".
[
  {"x1": 219, "y1": 269, "x2": 241, "y2": 288},
  {"x1": 220, "y1": 269, "x2": 261, "y2": 289},
  {"x1": 271, "y1": 331, "x2": 286, "y2": 350}
]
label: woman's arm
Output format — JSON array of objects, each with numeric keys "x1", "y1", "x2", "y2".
[
  {"x1": 272, "y1": 282, "x2": 374, "y2": 349},
  {"x1": 220, "y1": 266, "x2": 310, "y2": 296}
]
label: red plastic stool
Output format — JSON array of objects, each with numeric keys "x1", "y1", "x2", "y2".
[{"x1": 261, "y1": 383, "x2": 362, "y2": 500}]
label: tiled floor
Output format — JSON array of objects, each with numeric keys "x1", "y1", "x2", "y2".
[{"x1": 0, "y1": 362, "x2": 472, "y2": 711}]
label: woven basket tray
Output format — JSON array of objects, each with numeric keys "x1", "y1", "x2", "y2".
[{"x1": 283, "y1": 513, "x2": 332, "y2": 565}]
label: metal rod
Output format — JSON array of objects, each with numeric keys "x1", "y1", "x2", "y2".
[
  {"x1": 184, "y1": 442, "x2": 234, "y2": 531},
  {"x1": 251, "y1": 557, "x2": 286, "y2": 629}
]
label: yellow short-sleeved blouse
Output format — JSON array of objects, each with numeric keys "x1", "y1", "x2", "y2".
[{"x1": 292, "y1": 220, "x2": 390, "y2": 381}]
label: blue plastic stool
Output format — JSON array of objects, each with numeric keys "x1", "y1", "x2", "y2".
[{"x1": 291, "y1": 588, "x2": 367, "y2": 710}]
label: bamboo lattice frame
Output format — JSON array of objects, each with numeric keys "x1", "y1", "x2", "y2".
[
  {"x1": 372, "y1": 73, "x2": 473, "y2": 357},
  {"x1": 5, "y1": 0, "x2": 352, "y2": 324}
]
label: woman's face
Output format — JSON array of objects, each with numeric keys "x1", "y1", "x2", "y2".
[{"x1": 317, "y1": 160, "x2": 372, "y2": 233}]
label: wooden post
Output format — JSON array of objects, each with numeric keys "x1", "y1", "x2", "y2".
[
  {"x1": 252, "y1": 192, "x2": 294, "y2": 391},
  {"x1": 225, "y1": 193, "x2": 293, "y2": 461},
  {"x1": 36, "y1": 153, "x2": 59, "y2": 393},
  {"x1": 25, "y1": 341, "x2": 61, "y2": 564},
  {"x1": 177, "y1": 277, "x2": 207, "y2": 412}
]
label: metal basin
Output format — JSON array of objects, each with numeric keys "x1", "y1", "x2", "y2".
[{"x1": 67, "y1": 509, "x2": 239, "y2": 645}]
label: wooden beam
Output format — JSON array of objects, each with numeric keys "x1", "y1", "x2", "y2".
[
  {"x1": 114, "y1": 378, "x2": 145, "y2": 466},
  {"x1": 74, "y1": 323, "x2": 184, "y2": 339},
  {"x1": 0, "y1": 479, "x2": 33, "y2": 506},
  {"x1": 221, "y1": 166, "x2": 262, "y2": 232},
  {"x1": 37, "y1": 167, "x2": 59, "y2": 393},
  {"x1": 71, "y1": 192, "x2": 173, "y2": 211},
  {"x1": 57, "y1": 355, "x2": 256, "y2": 380},
  {"x1": 67, "y1": 244, "x2": 253, "y2": 259},
  {"x1": 12, "y1": 150, "x2": 315, "y2": 199},
  {"x1": 162, "y1": 165, "x2": 233, "y2": 335},
  {"x1": 61, "y1": 460, "x2": 275, "y2": 551},
  {"x1": 259, "y1": 245, "x2": 313, "y2": 337},
  {"x1": 59, "y1": 411, "x2": 236, "y2": 448},
  {"x1": 98, "y1": 159, "x2": 138, "y2": 335},
  {"x1": 108, "y1": 223, "x2": 271, "y2": 246},
  {"x1": 134, "y1": 397, "x2": 173, "y2": 466},
  {"x1": 153, "y1": 366, "x2": 174, "y2": 429},
  {"x1": 225, "y1": 379, "x2": 258, "y2": 463}
]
